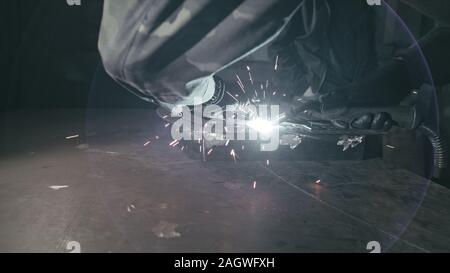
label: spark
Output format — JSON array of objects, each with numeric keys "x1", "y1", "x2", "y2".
[
  {"x1": 315, "y1": 179, "x2": 321, "y2": 184},
  {"x1": 225, "y1": 140, "x2": 230, "y2": 146},
  {"x1": 169, "y1": 139, "x2": 180, "y2": 147},
  {"x1": 253, "y1": 181, "x2": 257, "y2": 189},
  {"x1": 246, "y1": 65, "x2": 254, "y2": 84},
  {"x1": 181, "y1": 146, "x2": 185, "y2": 151},
  {"x1": 144, "y1": 141, "x2": 151, "y2": 146},
  {"x1": 236, "y1": 74, "x2": 246, "y2": 93},
  {"x1": 266, "y1": 159, "x2": 270, "y2": 166},
  {"x1": 207, "y1": 148, "x2": 213, "y2": 155},
  {"x1": 242, "y1": 145, "x2": 245, "y2": 150},
  {"x1": 226, "y1": 91, "x2": 239, "y2": 102},
  {"x1": 230, "y1": 149, "x2": 237, "y2": 163},
  {"x1": 155, "y1": 135, "x2": 160, "y2": 140},
  {"x1": 162, "y1": 115, "x2": 169, "y2": 119},
  {"x1": 272, "y1": 91, "x2": 277, "y2": 96},
  {"x1": 386, "y1": 145, "x2": 396, "y2": 149},
  {"x1": 164, "y1": 123, "x2": 170, "y2": 128},
  {"x1": 65, "y1": 135, "x2": 79, "y2": 140},
  {"x1": 274, "y1": 54, "x2": 279, "y2": 70}
]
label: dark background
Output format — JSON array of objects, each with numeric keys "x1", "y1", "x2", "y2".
[{"x1": 0, "y1": 0, "x2": 150, "y2": 109}]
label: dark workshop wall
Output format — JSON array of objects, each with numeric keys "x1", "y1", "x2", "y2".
[{"x1": 1, "y1": 0, "x2": 150, "y2": 109}]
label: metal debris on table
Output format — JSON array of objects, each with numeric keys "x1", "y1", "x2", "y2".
[
  {"x1": 49, "y1": 185, "x2": 69, "y2": 190},
  {"x1": 337, "y1": 135, "x2": 364, "y2": 151},
  {"x1": 152, "y1": 221, "x2": 181, "y2": 239}
]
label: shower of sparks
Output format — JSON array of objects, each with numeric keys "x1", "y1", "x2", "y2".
[
  {"x1": 386, "y1": 145, "x2": 396, "y2": 149},
  {"x1": 226, "y1": 91, "x2": 239, "y2": 102},
  {"x1": 230, "y1": 149, "x2": 237, "y2": 163},
  {"x1": 274, "y1": 54, "x2": 279, "y2": 70},
  {"x1": 253, "y1": 181, "x2": 257, "y2": 189},
  {"x1": 236, "y1": 74, "x2": 246, "y2": 94},
  {"x1": 207, "y1": 148, "x2": 213, "y2": 155},
  {"x1": 65, "y1": 135, "x2": 79, "y2": 140},
  {"x1": 144, "y1": 141, "x2": 151, "y2": 146}
]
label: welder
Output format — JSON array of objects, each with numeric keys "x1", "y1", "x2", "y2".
[{"x1": 98, "y1": 0, "x2": 450, "y2": 131}]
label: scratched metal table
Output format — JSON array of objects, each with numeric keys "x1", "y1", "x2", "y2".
[{"x1": 0, "y1": 109, "x2": 449, "y2": 252}]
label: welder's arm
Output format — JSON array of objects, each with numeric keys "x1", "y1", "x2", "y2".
[{"x1": 98, "y1": 0, "x2": 303, "y2": 110}]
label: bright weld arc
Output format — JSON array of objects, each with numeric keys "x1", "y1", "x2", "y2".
[{"x1": 247, "y1": 118, "x2": 278, "y2": 135}]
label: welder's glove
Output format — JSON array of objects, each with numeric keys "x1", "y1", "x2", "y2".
[
  {"x1": 157, "y1": 76, "x2": 235, "y2": 123},
  {"x1": 288, "y1": 90, "x2": 395, "y2": 132}
]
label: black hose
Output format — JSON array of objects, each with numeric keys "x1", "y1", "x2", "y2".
[{"x1": 419, "y1": 125, "x2": 448, "y2": 170}]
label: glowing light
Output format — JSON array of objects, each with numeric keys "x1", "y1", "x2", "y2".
[{"x1": 247, "y1": 118, "x2": 277, "y2": 135}]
